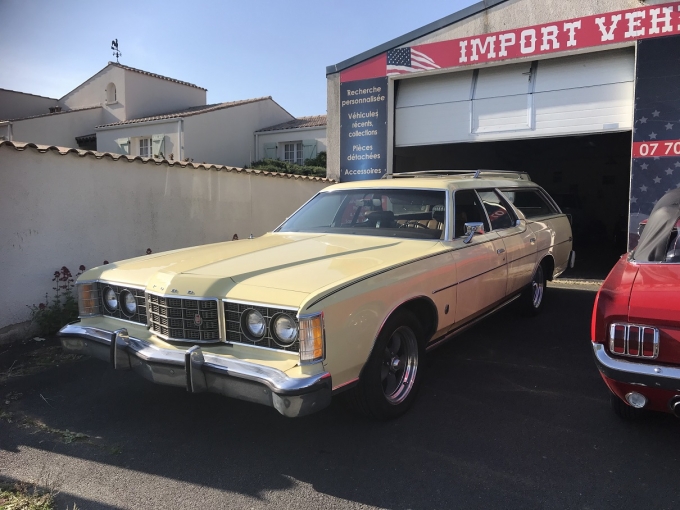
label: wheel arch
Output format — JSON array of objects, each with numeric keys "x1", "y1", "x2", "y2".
[{"x1": 540, "y1": 254, "x2": 555, "y2": 281}]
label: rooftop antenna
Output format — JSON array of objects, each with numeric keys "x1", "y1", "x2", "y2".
[{"x1": 111, "y1": 39, "x2": 122, "y2": 63}]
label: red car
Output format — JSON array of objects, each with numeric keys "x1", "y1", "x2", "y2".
[{"x1": 592, "y1": 188, "x2": 680, "y2": 419}]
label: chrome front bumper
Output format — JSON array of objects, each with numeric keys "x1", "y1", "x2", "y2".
[
  {"x1": 59, "y1": 322, "x2": 332, "y2": 417},
  {"x1": 592, "y1": 343, "x2": 680, "y2": 392}
]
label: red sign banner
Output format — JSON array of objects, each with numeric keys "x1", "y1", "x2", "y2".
[
  {"x1": 633, "y1": 140, "x2": 680, "y2": 158},
  {"x1": 341, "y1": 2, "x2": 680, "y2": 82}
]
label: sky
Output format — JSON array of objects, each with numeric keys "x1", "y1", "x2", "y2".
[{"x1": 0, "y1": 0, "x2": 478, "y2": 117}]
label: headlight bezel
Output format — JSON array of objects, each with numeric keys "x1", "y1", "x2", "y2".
[
  {"x1": 102, "y1": 286, "x2": 119, "y2": 313},
  {"x1": 270, "y1": 312, "x2": 299, "y2": 348},
  {"x1": 119, "y1": 289, "x2": 137, "y2": 317},
  {"x1": 241, "y1": 307, "x2": 267, "y2": 342}
]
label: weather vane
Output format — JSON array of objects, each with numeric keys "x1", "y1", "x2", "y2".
[{"x1": 111, "y1": 39, "x2": 122, "y2": 63}]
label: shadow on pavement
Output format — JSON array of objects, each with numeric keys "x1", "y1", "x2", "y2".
[{"x1": 1, "y1": 286, "x2": 679, "y2": 509}]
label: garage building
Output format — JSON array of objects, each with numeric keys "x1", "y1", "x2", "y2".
[{"x1": 326, "y1": 0, "x2": 680, "y2": 275}]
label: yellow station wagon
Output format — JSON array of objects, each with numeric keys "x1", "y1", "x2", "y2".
[{"x1": 60, "y1": 171, "x2": 573, "y2": 419}]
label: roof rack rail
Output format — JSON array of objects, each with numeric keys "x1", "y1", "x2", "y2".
[{"x1": 387, "y1": 170, "x2": 531, "y2": 181}]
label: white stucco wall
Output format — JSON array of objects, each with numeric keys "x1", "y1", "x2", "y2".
[
  {"x1": 124, "y1": 70, "x2": 206, "y2": 121},
  {"x1": 11, "y1": 107, "x2": 104, "y2": 147},
  {"x1": 60, "y1": 66, "x2": 128, "y2": 122},
  {"x1": 96, "y1": 121, "x2": 181, "y2": 159},
  {"x1": 0, "y1": 143, "x2": 331, "y2": 330},
  {"x1": 256, "y1": 127, "x2": 327, "y2": 161},
  {"x1": 0, "y1": 90, "x2": 57, "y2": 121},
  {"x1": 183, "y1": 99, "x2": 294, "y2": 167}
]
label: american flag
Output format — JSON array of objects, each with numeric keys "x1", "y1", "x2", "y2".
[{"x1": 387, "y1": 47, "x2": 440, "y2": 75}]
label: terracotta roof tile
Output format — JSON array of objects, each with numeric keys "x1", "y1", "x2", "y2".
[
  {"x1": 7, "y1": 105, "x2": 102, "y2": 122},
  {"x1": 109, "y1": 62, "x2": 207, "y2": 91},
  {"x1": 256, "y1": 115, "x2": 327, "y2": 132},
  {"x1": 97, "y1": 97, "x2": 273, "y2": 128},
  {"x1": 0, "y1": 140, "x2": 334, "y2": 182}
]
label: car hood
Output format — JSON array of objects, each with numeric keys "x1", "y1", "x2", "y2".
[{"x1": 88, "y1": 233, "x2": 446, "y2": 303}]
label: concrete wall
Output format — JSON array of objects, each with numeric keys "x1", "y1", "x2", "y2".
[
  {"x1": 325, "y1": 0, "x2": 671, "y2": 181},
  {"x1": 11, "y1": 107, "x2": 104, "y2": 147},
  {"x1": 124, "y1": 70, "x2": 206, "y2": 121},
  {"x1": 183, "y1": 100, "x2": 294, "y2": 167},
  {"x1": 257, "y1": 127, "x2": 327, "y2": 161},
  {"x1": 0, "y1": 143, "x2": 331, "y2": 330},
  {"x1": 96, "y1": 120, "x2": 180, "y2": 159},
  {"x1": 0, "y1": 90, "x2": 57, "y2": 121}
]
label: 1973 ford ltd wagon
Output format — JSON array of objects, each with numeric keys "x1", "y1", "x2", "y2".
[{"x1": 60, "y1": 171, "x2": 573, "y2": 419}]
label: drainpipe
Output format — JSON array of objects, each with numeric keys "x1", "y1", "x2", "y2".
[{"x1": 177, "y1": 118, "x2": 183, "y2": 161}]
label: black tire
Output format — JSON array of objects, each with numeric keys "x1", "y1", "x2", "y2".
[
  {"x1": 519, "y1": 263, "x2": 546, "y2": 316},
  {"x1": 344, "y1": 310, "x2": 426, "y2": 420},
  {"x1": 610, "y1": 392, "x2": 645, "y2": 421}
]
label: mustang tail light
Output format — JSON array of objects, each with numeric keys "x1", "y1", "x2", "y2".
[{"x1": 609, "y1": 323, "x2": 659, "y2": 359}]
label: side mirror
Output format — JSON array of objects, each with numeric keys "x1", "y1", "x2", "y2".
[{"x1": 463, "y1": 222, "x2": 485, "y2": 244}]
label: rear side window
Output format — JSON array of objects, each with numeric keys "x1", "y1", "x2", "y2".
[
  {"x1": 502, "y1": 189, "x2": 557, "y2": 219},
  {"x1": 478, "y1": 190, "x2": 515, "y2": 230}
]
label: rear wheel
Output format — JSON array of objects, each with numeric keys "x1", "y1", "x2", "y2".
[
  {"x1": 344, "y1": 310, "x2": 425, "y2": 420},
  {"x1": 519, "y1": 264, "x2": 546, "y2": 316}
]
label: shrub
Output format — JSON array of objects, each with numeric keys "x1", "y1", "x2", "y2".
[
  {"x1": 29, "y1": 265, "x2": 85, "y2": 336},
  {"x1": 249, "y1": 157, "x2": 326, "y2": 178}
]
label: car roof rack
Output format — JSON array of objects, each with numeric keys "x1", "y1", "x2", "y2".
[{"x1": 387, "y1": 170, "x2": 531, "y2": 181}]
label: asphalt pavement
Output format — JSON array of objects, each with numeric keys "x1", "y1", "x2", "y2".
[{"x1": 1, "y1": 283, "x2": 679, "y2": 509}]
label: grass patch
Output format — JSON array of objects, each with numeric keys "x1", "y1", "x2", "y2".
[
  {"x1": 0, "y1": 481, "x2": 55, "y2": 510},
  {"x1": 1, "y1": 347, "x2": 83, "y2": 384}
]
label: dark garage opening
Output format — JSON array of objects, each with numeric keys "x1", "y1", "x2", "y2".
[{"x1": 394, "y1": 132, "x2": 632, "y2": 278}]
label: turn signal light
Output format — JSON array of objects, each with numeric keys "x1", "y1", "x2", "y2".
[
  {"x1": 299, "y1": 312, "x2": 325, "y2": 364},
  {"x1": 77, "y1": 283, "x2": 101, "y2": 317}
]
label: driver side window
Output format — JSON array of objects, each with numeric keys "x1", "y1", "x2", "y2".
[{"x1": 453, "y1": 190, "x2": 490, "y2": 239}]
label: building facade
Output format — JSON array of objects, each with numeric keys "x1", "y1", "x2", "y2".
[
  {"x1": 326, "y1": 0, "x2": 680, "y2": 261},
  {"x1": 255, "y1": 115, "x2": 327, "y2": 164}
]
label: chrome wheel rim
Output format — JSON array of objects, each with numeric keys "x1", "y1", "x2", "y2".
[
  {"x1": 532, "y1": 266, "x2": 544, "y2": 308},
  {"x1": 381, "y1": 326, "x2": 418, "y2": 404}
]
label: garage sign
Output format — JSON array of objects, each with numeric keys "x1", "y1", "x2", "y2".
[
  {"x1": 341, "y1": 2, "x2": 680, "y2": 82},
  {"x1": 340, "y1": 77, "x2": 388, "y2": 182}
]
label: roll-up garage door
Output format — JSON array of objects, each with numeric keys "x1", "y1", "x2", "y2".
[{"x1": 395, "y1": 48, "x2": 634, "y2": 147}]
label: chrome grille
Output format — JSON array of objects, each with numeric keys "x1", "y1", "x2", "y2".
[
  {"x1": 224, "y1": 301, "x2": 299, "y2": 352},
  {"x1": 609, "y1": 323, "x2": 659, "y2": 359},
  {"x1": 98, "y1": 283, "x2": 147, "y2": 324},
  {"x1": 148, "y1": 294, "x2": 220, "y2": 342}
]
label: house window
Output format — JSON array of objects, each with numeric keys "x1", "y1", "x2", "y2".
[
  {"x1": 106, "y1": 82, "x2": 117, "y2": 104},
  {"x1": 284, "y1": 142, "x2": 303, "y2": 165},
  {"x1": 139, "y1": 138, "x2": 151, "y2": 157}
]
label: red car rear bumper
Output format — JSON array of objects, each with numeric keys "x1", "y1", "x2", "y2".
[{"x1": 593, "y1": 343, "x2": 680, "y2": 414}]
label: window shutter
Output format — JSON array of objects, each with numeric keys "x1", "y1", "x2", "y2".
[
  {"x1": 302, "y1": 139, "x2": 317, "y2": 163},
  {"x1": 115, "y1": 137, "x2": 131, "y2": 154},
  {"x1": 152, "y1": 134, "x2": 165, "y2": 158},
  {"x1": 263, "y1": 143, "x2": 277, "y2": 159}
]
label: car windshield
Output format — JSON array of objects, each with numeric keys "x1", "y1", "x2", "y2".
[{"x1": 277, "y1": 189, "x2": 447, "y2": 239}]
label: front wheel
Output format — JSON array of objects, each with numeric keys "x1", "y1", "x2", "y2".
[
  {"x1": 519, "y1": 264, "x2": 545, "y2": 316},
  {"x1": 344, "y1": 310, "x2": 426, "y2": 420}
]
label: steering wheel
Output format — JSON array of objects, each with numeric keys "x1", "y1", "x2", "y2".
[{"x1": 398, "y1": 220, "x2": 428, "y2": 229}]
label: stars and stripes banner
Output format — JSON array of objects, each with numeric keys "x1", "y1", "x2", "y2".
[
  {"x1": 387, "y1": 48, "x2": 440, "y2": 75},
  {"x1": 630, "y1": 35, "x2": 680, "y2": 243}
]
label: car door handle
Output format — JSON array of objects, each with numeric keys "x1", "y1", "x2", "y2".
[{"x1": 497, "y1": 248, "x2": 505, "y2": 254}]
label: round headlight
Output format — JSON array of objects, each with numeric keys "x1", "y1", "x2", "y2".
[
  {"x1": 242, "y1": 309, "x2": 266, "y2": 340},
  {"x1": 103, "y1": 287, "x2": 118, "y2": 312},
  {"x1": 120, "y1": 290, "x2": 137, "y2": 316},
  {"x1": 271, "y1": 313, "x2": 298, "y2": 347}
]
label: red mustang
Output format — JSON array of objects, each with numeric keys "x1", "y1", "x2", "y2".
[{"x1": 592, "y1": 188, "x2": 680, "y2": 419}]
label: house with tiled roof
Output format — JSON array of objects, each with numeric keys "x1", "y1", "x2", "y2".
[
  {"x1": 1, "y1": 62, "x2": 295, "y2": 167},
  {"x1": 254, "y1": 115, "x2": 327, "y2": 165}
]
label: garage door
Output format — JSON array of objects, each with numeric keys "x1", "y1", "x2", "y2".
[{"x1": 395, "y1": 48, "x2": 634, "y2": 147}]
